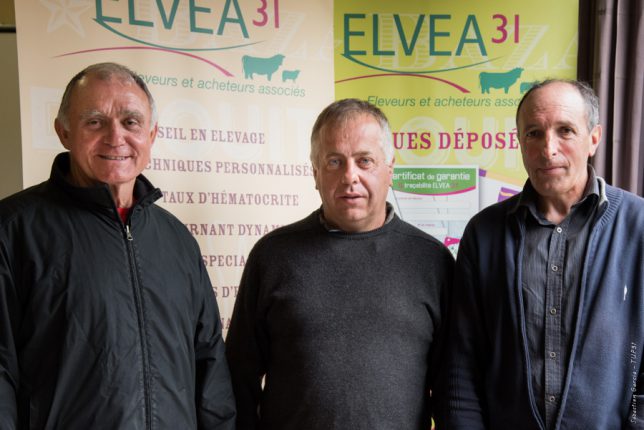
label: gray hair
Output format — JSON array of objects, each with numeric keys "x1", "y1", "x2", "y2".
[
  {"x1": 56, "y1": 62, "x2": 157, "y2": 131},
  {"x1": 310, "y1": 98, "x2": 394, "y2": 168},
  {"x1": 516, "y1": 79, "x2": 599, "y2": 133}
]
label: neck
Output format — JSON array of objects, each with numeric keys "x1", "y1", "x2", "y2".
[
  {"x1": 537, "y1": 199, "x2": 573, "y2": 224},
  {"x1": 111, "y1": 184, "x2": 135, "y2": 208},
  {"x1": 533, "y1": 168, "x2": 591, "y2": 224},
  {"x1": 66, "y1": 165, "x2": 135, "y2": 208},
  {"x1": 537, "y1": 186, "x2": 586, "y2": 225}
]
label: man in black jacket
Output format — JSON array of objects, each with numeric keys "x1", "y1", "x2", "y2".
[{"x1": 0, "y1": 62, "x2": 236, "y2": 429}]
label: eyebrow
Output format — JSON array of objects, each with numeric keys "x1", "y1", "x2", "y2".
[
  {"x1": 79, "y1": 109, "x2": 146, "y2": 121},
  {"x1": 79, "y1": 110, "x2": 105, "y2": 120},
  {"x1": 325, "y1": 150, "x2": 375, "y2": 157},
  {"x1": 353, "y1": 150, "x2": 374, "y2": 157}
]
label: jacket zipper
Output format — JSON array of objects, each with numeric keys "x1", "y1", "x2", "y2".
[{"x1": 124, "y1": 222, "x2": 153, "y2": 429}]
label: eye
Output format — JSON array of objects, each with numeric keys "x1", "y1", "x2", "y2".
[
  {"x1": 357, "y1": 157, "x2": 374, "y2": 168},
  {"x1": 559, "y1": 126, "x2": 575, "y2": 136},
  {"x1": 85, "y1": 118, "x2": 102, "y2": 129},
  {"x1": 525, "y1": 129, "x2": 540, "y2": 138},
  {"x1": 326, "y1": 158, "x2": 342, "y2": 169},
  {"x1": 124, "y1": 117, "x2": 143, "y2": 129}
]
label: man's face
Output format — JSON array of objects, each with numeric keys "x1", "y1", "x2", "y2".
[
  {"x1": 313, "y1": 114, "x2": 394, "y2": 233},
  {"x1": 55, "y1": 74, "x2": 157, "y2": 190},
  {"x1": 517, "y1": 82, "x2": 601, "y2": 203}
]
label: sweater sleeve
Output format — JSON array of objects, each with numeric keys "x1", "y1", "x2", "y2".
[
  {"x1": 225, "y1": 248, "x2": 268, "y2": 430},
  {"x1": 0, "y1": 229, "x2": 18, "y2": 429},
  {"x1": 193, "y1": 258, "x2": 237, "y2": 430},
  {"x1": 429, "y1": 245, "x2": 455, "y2": 424},
  {"x1": 436, "y1": 225, "x2": 488, "y2": 430}
]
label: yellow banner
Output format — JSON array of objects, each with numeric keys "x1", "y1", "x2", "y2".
[{"x1": 335, "y1": 0, "x2": 578, "y2": 209}]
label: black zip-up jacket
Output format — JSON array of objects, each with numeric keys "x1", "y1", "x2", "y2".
[{"x1": 0, "y1": 153, "x2": 236, "y2": 429}]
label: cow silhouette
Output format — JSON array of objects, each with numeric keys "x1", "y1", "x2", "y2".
[
  {"x1": 479, "y1": 68, "x2": 523, "y2": 94},
  {"x1": 242, "y1": 54, "x2": 285, "y2": 81},
  {"x1": 520, "y1": 81, "x2": 539, "y2": 94},
  {"x1": 282, "y1": 70, "x2": 300, "y2": 83}
]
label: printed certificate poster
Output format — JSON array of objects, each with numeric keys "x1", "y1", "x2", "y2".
[
  {"x1": 335, "y1": 0, "x2": 578, "y2": 246},
  {"x1": 389, "y1": 165, "x2": 478, "y2": 257},
  {"x1": 15, "y1": 0, "x2": 334, "y2": 333}
]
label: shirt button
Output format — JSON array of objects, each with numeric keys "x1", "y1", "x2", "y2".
[
  {"x1": 550, "y1": 308, "x2": 557, "y2": 315},
  {"x1": 549, "y1": 351, "x2": 557, "y2": 359},
  {"x1": 552, "y1": 265, "x2": 559, "y2": 272},
  {"x1": 556, "y1": 227, "x2": 563, "y2": 233},
  {"x1": 549, "y1": 395, "x2": 556, "y2": 402}
]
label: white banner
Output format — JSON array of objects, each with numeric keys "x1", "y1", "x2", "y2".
[{"x1": 15, "y1": 0, "x2": 335, "y2": 333}]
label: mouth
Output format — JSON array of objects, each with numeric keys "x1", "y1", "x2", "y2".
[
  {"x1": 99, "y1": 155, "x2": 131, "y2": 161},
  {"x1": 338, "y1": 193, "x2": 364, "y2": 203},
  {"x1": 538, "y1": 165, "x2": 565, "y2": 174}
]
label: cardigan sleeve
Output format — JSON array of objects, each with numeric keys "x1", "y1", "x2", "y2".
[
  {"x1": 624, "y1": 361, "x2": 644, "y2": 429},
  {"x1": 436, "y1": 225, "x2": 488, "y2": 430}
]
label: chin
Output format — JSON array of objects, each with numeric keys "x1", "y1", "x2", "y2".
[
  {"x1": 100, "y1": 175, "x2": 138, "y2": 187},
  {"x1": 537, "y1": 183, "x2": 570, "y2": 197}
]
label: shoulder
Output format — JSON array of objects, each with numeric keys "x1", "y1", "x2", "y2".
[
  {"x1": 390, "y1": 216, "x2": 449, "y2": 251},
  {"x1": 605, "y1": 183, "x2": 644, "y2": 208},
  {"x1": 455, "y1": 195, "x2": 520, "y2": 260},
  {"x1": 251, "y1": 211, "x2": 320, "y2": 251},
  {"x1": 473, "y1": 194, "x2": 518, "y2": 224},
  {"x1": 145, "y1": 203, "x2": 201, "y2": 245},
  {"x1": 600, "y1": 183, "x2": 644, "y2": 228},
  {"x1": 238, "y1": 211, "x2": 321, "y2": 275},
  {"x1": 147, "y1": 202, "x2": 187, "y2": 227},
  {"x1": 0, "y1": 181, "x2": 57, "y2": 225},
  {"x1": 385, "y1": 216, "x2": 455, "y2": 272},
  {"x1": 456, "y1": 194, "x2": 520, "y2": 244}
]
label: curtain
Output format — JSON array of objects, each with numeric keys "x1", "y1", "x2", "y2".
[{"x1": 578, "y1": 0, "x2": 644, "y2": 196}]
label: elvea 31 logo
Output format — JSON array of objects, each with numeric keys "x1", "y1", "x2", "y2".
[
  {"x1": 90, "y1": 0, "x2": 283, "y2": 76},
  {"x1": 340, "y1": 13, "x2": 523, "y2": 94}
]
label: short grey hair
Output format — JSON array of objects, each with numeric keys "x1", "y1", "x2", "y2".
[
  {"x1": 516, "y1": 79, "x2": 599, "y2": 133},
  {"x1": 56, "y1": 62, "x2": 157, "y2": 131},
  {"x1": 310, "y1": 98, "x2": 394, "y2": 168}
]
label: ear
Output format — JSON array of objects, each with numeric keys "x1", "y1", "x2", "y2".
[
  {"x1": 149, "y1": 122, "x2": 158, "y2": 146},
  {"x1": 313, "y1": 167, "x2": 319, "y2": 190},
  {"x1": 54, "y1": 118, "x2": 70, "y2": 150},
  {"x1": 588, "y1": 124, "x2": 602, "y2": 157},
  {"x1": 387, "y1": 157, "x2": 395, "y2": 186}
]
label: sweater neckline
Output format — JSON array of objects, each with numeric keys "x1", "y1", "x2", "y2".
[{"x1": 314, "y1": 207, "x2": 398, "y2": 239}]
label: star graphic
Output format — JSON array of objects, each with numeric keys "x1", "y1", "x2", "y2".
[{"x1": 39, "y1": 0, "x2": 91, "y2": 36}]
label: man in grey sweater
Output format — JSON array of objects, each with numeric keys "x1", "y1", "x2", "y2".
[{"x1": 226, "y1": 98, "x2": 454, "y2": 429}]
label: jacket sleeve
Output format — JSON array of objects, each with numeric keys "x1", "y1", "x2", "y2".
[
  {"x1": 0, "y1": 229, "x2": 18, "y2": 429},
  {"x1": 225, "y1": 249, "x2": 267, "y2": 430},
  {"x1": 436, "y1": 226, "x2": 488, "y2": 429},
  {"x1": 193, "y1": 258, "x2": 237, "y2": 430}
]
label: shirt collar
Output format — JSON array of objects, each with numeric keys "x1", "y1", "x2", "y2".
[{"x1": 511, "y1": 164, "x2": 601, "y2": 220}]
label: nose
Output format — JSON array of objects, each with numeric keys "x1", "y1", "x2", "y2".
[
  {"x1": 341, "y1": 160, "x2": 359, "y2": 185},
  {"x1": 542, "y1": 130, "x2": 558, "y2": 158},
  {"x1": 104, "y1": 121, "x2": 124, "y2": 147}
]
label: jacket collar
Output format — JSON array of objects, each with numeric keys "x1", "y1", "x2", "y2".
[{"x1": 49, "y1": 152, "x2": 162, "y2": 212}]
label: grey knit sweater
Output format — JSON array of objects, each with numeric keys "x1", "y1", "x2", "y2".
[{"x1": 226, "y1": 208, "x2": 453, "y2": 429}]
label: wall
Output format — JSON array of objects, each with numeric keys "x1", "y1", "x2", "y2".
[{"x1": 0, "y1": 0, "x2": 21, "y2": 198}]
